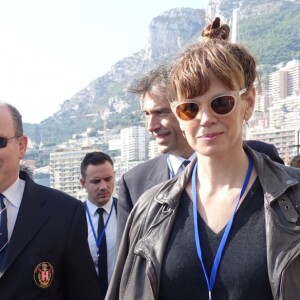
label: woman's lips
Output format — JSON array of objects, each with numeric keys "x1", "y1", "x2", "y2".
[{"x1": 200, "y1": 132, "x2": 222, "y2": 141}]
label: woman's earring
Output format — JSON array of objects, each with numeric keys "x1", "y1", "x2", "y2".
[
  {"x1": 244, "y1": 120, "x2": 249, "y2": 127},
  {"x1": 182, "y1": 131, "x2": 186, "y2": 139}
]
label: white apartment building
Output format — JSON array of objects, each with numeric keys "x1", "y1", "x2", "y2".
[
  {"x1": 269, "y1": 60, "x2": 300, "y2": 104},
  {"x1": 268, "y1": 94, "x2": 300, "y2": 129},
  {"x1": 269, "y1": 69, "x2": 287, "y2": 102},
  {"x1": 108, "y1": 133, "x2": 121, "y2": 151},
  {"x1": 148, "y1": 139, "x2": 159, "y2": 159},
  {"x1": 113, "y1": 159, "x2": 145, "y2": 193},
  {"x1": 248, "y1": 60, "x2": 300, "y2": 163},
  {"x1": 50, "y1": 146, "x2": 98, "y2": 201},
  {"x1": 286, "y1": 60, "x2": 300, "y2": 97},
  {"x1": 120, "y1": 126, "x2": 149, "y2": 162},
  {"x1": 264, "y1": 61, "x2": 300, "y2": 130}
]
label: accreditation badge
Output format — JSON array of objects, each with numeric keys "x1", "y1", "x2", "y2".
[{"x1": 33, "y1": 262, "x2": 54, "y2": 288}]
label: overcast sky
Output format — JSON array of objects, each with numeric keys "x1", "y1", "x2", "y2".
[{"x1": 0, "y1": 0, "x2": 209, "y2": 123}]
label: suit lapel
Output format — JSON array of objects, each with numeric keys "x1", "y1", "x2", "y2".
[
  {"x1": 3, "y1": 178, "x2": 49, "y2": 274},
  {"x1": 113, "y1": 197, "x2": 118, "y2": 215},
  {"x1": 146, "y1": 155, "x2": 169, "y2": 187}
]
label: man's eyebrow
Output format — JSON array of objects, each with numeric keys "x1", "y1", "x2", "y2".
[{"x1": 143, "y1": 107, "x2": 170, "y2": 113}]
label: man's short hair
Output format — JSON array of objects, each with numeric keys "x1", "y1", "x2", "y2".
[
  {"x1": 128, "y1": 63, "x2": 173, "y2": 100},
  {"x1": 290, "y1": 154, "x2": 300, "y2": 168},
  {"x1": 5, "y1": 103, "x2": 24, "y2": 136},
  {"x1": 80, "y1": 151, "x2": 114, "y2": 178}
]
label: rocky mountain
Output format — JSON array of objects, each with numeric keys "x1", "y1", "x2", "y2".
[{"x1": 24, "y1": 0, "x2": 300, "y2": 145}]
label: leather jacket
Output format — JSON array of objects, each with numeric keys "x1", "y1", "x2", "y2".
[{"x1": 106, "y1": 147, "x2": 300, "y2": 300}]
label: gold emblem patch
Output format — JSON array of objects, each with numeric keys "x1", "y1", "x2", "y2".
[{"x1": 33, "y1": 262, "x2": 54, "y2": 288}]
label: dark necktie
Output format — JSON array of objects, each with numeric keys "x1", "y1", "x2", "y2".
[
  {"x1": 0, "y1": 193, "x2": 8, "y2": 269},
  {"x1": 178, "y1": 160, "x2": 190, "y2": 175},
  {"x1": 97, "y1": 208, "x2": 108, "y2": 300},
  {"x1": 182, "y1": 160, "x2": 190, "y2": 168}
]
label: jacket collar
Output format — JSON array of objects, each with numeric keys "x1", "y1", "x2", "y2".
[
  {"x1": 136, "y1": 146, "x2": 300, "y2": 299},
  {"x1": 246, "y1": 145, "x2": 298, "y2": 203},
  {"x1": 146, "y1": 155, "x2": 169, "y2": 184},
  {"x1": 152, "y1": 145, "x2": 298, "y2": 207}
]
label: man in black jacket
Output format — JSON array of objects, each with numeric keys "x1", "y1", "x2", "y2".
[{"x1": 0, "y1": 102, "x2": 100, "y2": 299}]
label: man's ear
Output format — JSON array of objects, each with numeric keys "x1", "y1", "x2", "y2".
[
  {"x1": 18, "y1": 135, "x2": 28, "y2": 159},
  {"x1": 244, "y1": 87, "x2": 256, "y2": 121},
  {"x1": 80, "y1": 178, "x2": 85, "y2": 188}
]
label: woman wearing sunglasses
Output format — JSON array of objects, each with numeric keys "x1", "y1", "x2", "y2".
[{"x1": 106, "y1": 18, "x2": 300, "y2": 300}]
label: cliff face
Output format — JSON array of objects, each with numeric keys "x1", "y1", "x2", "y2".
[{"x1": 144, "y1": 8, "x2": 205, "y2": 60}]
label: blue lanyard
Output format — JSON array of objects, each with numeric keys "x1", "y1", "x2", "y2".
[
  {"x1": 192, "y1": 153, "x2": 253, "y2": 300},
  {"x1": 85, "y1": 200, "x2": 114, "y2": 251}
]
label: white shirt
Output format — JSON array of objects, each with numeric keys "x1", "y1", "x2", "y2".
[
  {"x1": 85, "y1": 198, "x2": 117, "y2": 283},
  {"x1": 168, "y1": 153, "x2": 196, "y2": 178},
  {"x1": 2, "y1": 177, "x2": 25, "y2": 240}
]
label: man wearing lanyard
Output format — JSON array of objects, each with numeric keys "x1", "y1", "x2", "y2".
[{"x1": 80, "y1": 151, "x2": 117, "y2": 300}]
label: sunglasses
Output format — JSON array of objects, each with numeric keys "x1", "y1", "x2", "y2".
[
  {"x1": 0, "y1": 136, "x2": 21, "y2": 149},
  {"x1": 171, "y1": 89, "x2": 247, "y2": 121}
]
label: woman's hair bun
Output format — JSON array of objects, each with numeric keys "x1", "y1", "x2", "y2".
[{"x1": 201, "y1": 17, "x2": 230, "y2": 41}]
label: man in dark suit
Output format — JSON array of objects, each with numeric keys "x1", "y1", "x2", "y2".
[
  {"x1": 0, "y1": 103, "x2": 100, "y2": 299},
  {"x1": 116, "y1": 65, "x2": 285, "y2": 247},
  {"x1": 246, "y1": 140, "x2": 285, "y2": 165},
  {"x1": 80, "y1": 151, "x2": 117, "y2": 300},
  {"x1": 116, "y1": 64, "x2": 195, "y2": 246}
]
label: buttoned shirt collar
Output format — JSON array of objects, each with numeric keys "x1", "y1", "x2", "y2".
[
  {"x1": 86, "y1": 197, "x2": 114, "y2": 216},
  {"x1": 168, "y1": 153, "x2": 196, "y2": 176},
  {"x1": 2, "y1": 177, "x2": 24, "y2": 209}
]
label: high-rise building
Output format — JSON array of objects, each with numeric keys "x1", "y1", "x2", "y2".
[
  {"x1": 286, "y1": 60, "x2": 300, "y2": 97},
  {"x1": 120, "y1": 126, "x2": 149, "y2": 162},
  {"x1": 269, "y1": 60, "x2": 300, "y2": 103},
  {"x1": 269, "y1": 69, "x2": 287, "y2": 103},
  {"x1": 248, "y1": 60, "x2": 300, "y2": 164}
]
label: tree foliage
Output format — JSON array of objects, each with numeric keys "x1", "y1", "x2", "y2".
[{"x1": 238, "y1": 1, "x2": 300, "y2": 70}]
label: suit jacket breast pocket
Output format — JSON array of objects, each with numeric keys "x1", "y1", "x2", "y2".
[{"x1": 28, "y1": 251, "x2": 63, "y2": 297}]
